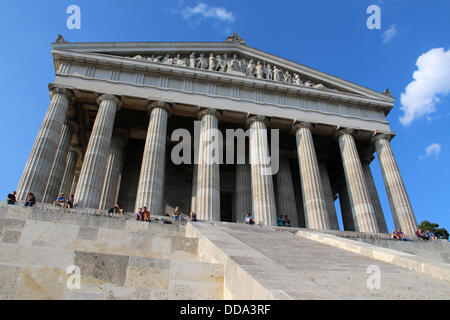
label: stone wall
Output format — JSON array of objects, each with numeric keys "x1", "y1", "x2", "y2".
[{"x1": 0, "y1": 203, "x2": 223, "y2": 300}]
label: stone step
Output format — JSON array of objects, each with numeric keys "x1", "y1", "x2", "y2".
[{"x1": 210, "y1": 223, "x2": 450, "y2": 299}]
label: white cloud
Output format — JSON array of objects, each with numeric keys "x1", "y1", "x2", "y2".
[
  {"x1": 400, "y1": 48, "x2": 450, "y2": 126},
  {"x1": 419, "y1": 143, "x2": 441, "y2": 160},
  {"x1": 181, "y1": 3, "x2": 235, "y2": 23},
  {"x1": 382, "y1": 24, "x2": 397, "y2": 44}
]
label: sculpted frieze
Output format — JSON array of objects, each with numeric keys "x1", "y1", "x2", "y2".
[{"x1": 131, "y1": 52, "x2": 338, "y2": 93}]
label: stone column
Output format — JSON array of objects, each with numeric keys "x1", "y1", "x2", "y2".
[
  {"x1": 318, "y1": 159, "x2": 339, "y2": 230},
  {"x1": 42, "y1": 121, "x2": 78, "y2": 203},
  {"x1": 248, "y1": 116, "x2": 277, "y2": 226},
  {"x1": 373, "y1": 134, "x2": 417, "y2": 235},
  {"x1": 361, "y1": 154, "x2": 388, "y2": 233},
  {"x1": 196, "y1": 109, "x2": 221, "y2": 221},
  {"x1": 99, "y1": 129, "x2": 128, "y2": 210},
  {"x1": 190, "y1": 164, "x2": 198, "y2": 214},
  {"x1": 275, "y1": 157, "x2": 299, "y2": 227},
  {"x1": 75, "y1": 94, "x2": 120, "y2": 208},
  {"x1": 135, "y1": 102, "x2": 171, "y2": 215},
  {"x1": 59, "y1": 146, "x2": 82, "y2": 197},
  {"x1": 336, "y1": 129, "x2": 378, "y2": 233},
  {"x1": 70, "y1": 168, "x2": 81, "y2": 197},
  {"x1": 235, "y1": 164, "x2": 252, "y2": 223},
  {"x1": 16, "y1": 88, "x2": 73, "y2": 201},
  {"x1": 292, "y1": 122, "x2": 329, "y2": 230},
  {"x1": 337, "y1": 178, "x2": 355, "y2": 231}
]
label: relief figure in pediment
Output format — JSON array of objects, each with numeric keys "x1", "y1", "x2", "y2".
[
  {"x1": 196, "y1": 53, "x2": 208, "y2": 69},
  {"x1": 227, "y1": 55, "x2": 240, "y2": 72},
  {"x1": 283, "y1": 71, "x2": 292, "y2": 83},
  {"x1": 215, "y1": 55, "x2": 223, "y2": 71},
  {"x1": 162, "y1": 54, "x2": 173, "y2": 65},
  {"x1": 273, "y1": 66, "x2": 281, "y2": 81},
  {"x1": 255, "y1": 61, "x2": 264, "y2": 79},
  {"x1": 246, "y1": 59, "x2": 255, "y2": 77},
  {"x1": 304, "y1": 80, "x2": 313, "y2": 87},
  {"x1": 294, "y1": 73, "x2": 302, "y2": 85},
  {"x1": 189, "y1": 52, "x2": 196, "y2": 68},
  {"x1": 174, "y1": 54, "x2": 186, "y2": 67},
  {"x1": 208, "y1": 54, "x2": 215, "y2": 71},
  {"x1": 265, "y1": 64, "x2": 273, "y2": 80}
]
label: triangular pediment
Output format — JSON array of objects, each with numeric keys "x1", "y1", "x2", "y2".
[{"x1": 52, "y1": 35, "x2": 394, "y2": 104}]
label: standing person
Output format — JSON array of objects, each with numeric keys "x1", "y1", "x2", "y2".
[
  {"x1": 190, "y1": 211, "x2": 197, "y2": 222},
  {"x1": 24, "y1": 193, "x2": 36, "y2": 207},
  {"x1": 7, "y1": 191, "x2": 17, "y2": 205}
]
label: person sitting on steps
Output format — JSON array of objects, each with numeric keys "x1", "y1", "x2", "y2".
[
  {"x1": 24, "y1": 192, "x2": 36, "y2": 207},
  {"x1": 55, "y1": 193, "x2": 65, "y2": 207},
  {"x1": 7, "y1": 191, "x2": 17, "y2": 205}
]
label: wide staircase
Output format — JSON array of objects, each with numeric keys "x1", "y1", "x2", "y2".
[{"x1": 1, "y1": 202, "x2": 449, "y2": 300}]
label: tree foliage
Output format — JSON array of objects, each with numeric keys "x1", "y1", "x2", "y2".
[{"x1": 418, "y1": 220, "x2": 449, "y2": 240}]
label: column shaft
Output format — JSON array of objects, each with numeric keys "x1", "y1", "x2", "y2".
[
  {"x1": 294, "y1": 123, "x2": 329, "y2": 230},
  {"x1": 190, "y1": 164, "x2": 198, "y2": 214},
  {"x1": 99, "y1": 129, "x2": 128, "y2": 210},
  {"x1": 235, "y1": 164, "x2": 252, "y2": 223},
  {"x1": 319, "y1": 161, "x2": 339, "y2": 230},
  {"x1": 135, "y1": 105, "x2": 170, "y2": 215},
  {"x1": 249, "y1": 117, "x2": 277, "y2": 226},
  {"x1": 337, "y1": 130, "x2": 378, "y2": 233},
  {"x1": 59, "y1": 147, "x2": 81, "y2": 197},
  {"x1": 275, "y1": 157, "x2": 299, "y2": 227},
  {"x1": 42, "y1": 122, "x2": 75, "y2": 202},
  {"x1": 374, "y1": 136, "x2": 417, "y2": 235},
  {"x1": 75, "y1": 95, "x2": 119, "y2": 208},
  {"x1": 362, "y1": 160, "x2": 388, "y2": 233},
  {"x1": 196, "y1": 110, "x2": 221, "y2": 221},
  {"x1": 70, "y1": 169, "x2": 81, "y2": 197},
  {"x1": 16, "y1": 88, "x2": 72, "y2": 201},
  {"x1": 338, "y1": 178, "x2": 355, "y2": 231}
]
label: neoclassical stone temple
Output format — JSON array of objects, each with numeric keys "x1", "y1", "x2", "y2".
[{"x1": 16, "y1": 34, "x2": 418, "y2": 235}]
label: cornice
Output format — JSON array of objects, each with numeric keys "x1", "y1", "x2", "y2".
[
  {"x1": 51, "y1": 40, "x2": 395, "y2": 104},
  {"x1": 52, "y1": 49, "x2": 394, "y2": 111}
]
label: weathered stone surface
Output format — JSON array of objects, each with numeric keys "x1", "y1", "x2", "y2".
[
  {"x1": 77, "y1": 226, "x2": 99, "y2": 241},
  {"x1": 0, "y1": 264, "x2": 22, "y2": 299},
  {"x1": 74, "y1": 251, "x2": 130, "y2": 287},
  {"x1": 125, "y1": 257, "x2": 170, "y2": 291},
  {"x1": 2, "y1": 230, "x2": 21, "y2": 244},
  {"x1": 15, "y1": 266, "x2": 68, "y2": 300}
]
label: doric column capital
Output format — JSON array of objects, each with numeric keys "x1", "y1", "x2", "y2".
[
  {"x1": 97, "y1": 94, "x2": 121, "y2": 109},
  {"x1": 198, "y1": 108, "x2": 221, "y2": 121},
  {"x1": 246, "y1": 114, "x2": 268, "y2": 127},
  {"x1": 291, "y1": 121, "x2": 314, "y2": 135},
  {"x1": 371, "y1": 132, "x2": 395, "y2": 143},
  {"x1": 335, "y1": 128, "x2": 356, "y2": 138},
  {"x1": 50, "y1": 87, "x2": 74, "y2": 101},
  {"x1": 147, "y1": 101, "x2": 173, "y2": 116},
  {"x1": 65, "y1": 119, "x2": 79, "y2": 133}
]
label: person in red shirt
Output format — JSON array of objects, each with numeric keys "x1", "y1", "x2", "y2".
[{"x1": 143, "y1": 207, "x2": 151, "y2": 222}]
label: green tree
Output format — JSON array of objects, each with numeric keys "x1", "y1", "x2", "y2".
[{"x1": 418, "y1": 220, "x2": 449, "y2": 240}]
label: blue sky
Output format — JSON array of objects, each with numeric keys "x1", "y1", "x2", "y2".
[{"x1": 1, "y1": 0, "x2": 449, "y2": 232}]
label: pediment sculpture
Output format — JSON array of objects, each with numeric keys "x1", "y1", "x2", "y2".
[{"x1": 130, "y1": 52, "x2": 337, "y2": 92}]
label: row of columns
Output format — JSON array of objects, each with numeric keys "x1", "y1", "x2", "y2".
[{"x1": 16, "y1": 88, "x2": 418, "y2": 235}]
